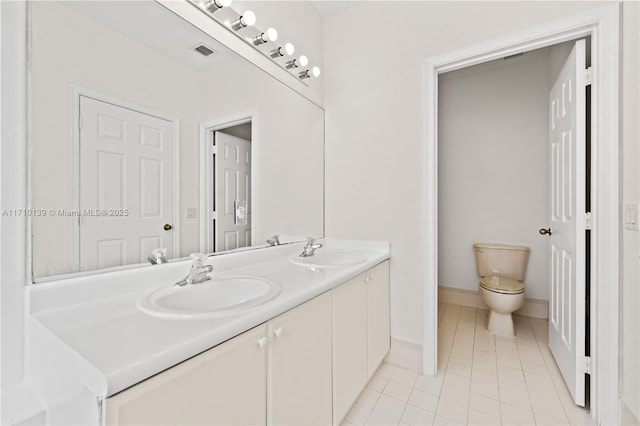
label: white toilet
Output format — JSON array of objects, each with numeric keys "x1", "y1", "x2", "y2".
[{"x1": 474, "y1": 242, "x2": 530, "y2": 337}]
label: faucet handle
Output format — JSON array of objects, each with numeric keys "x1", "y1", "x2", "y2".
[{"x1": 190, "y1": 253, "x2": 208, "y2": 268}]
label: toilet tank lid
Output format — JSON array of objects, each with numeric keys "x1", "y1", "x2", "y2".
[{"x1": 473, "y1": 242, "x2": 529, "y2": 252}]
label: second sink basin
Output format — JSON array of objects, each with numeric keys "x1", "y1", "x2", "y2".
[
  {"x1": 289, "y1": 251, "x2": 366, "y2": 268},
  {"x1": 138, "y1": 275, "x2": 281, "y2": 320}
]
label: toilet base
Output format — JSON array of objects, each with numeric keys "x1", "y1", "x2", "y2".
[{"x1": 487, "y1": 311, "x2": 516, "y2": 338}]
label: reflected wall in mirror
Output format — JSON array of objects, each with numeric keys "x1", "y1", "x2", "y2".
[{"x1": 30, "y1": 0, "x2": 324, "y2": 280}]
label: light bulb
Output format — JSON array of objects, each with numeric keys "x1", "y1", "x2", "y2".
[
  {"x1": 231, "y1": 10, "x2": 256, "y2": 30},
  {"x1": 265, "y1": 28, "x2": 278, "y2": 42},
  {"x1": 312, "y1": 66, "x2": 321, "y2": 78},
  {"x1": 254, "y1": 28, "x2": 278, "y2": 45},
  {"x1": 284, "y1": 43, "x2": 295, "y2": 56},
  {"x1": 299, "y1": 55, "x2": 308, "y2": 67},
  {"x1": 242, "y1": 10, "x2": 256, "y2": 26}
]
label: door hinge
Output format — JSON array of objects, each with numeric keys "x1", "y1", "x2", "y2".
[
  {"x1": 585, "y1": 212, "x2": 593, "y2": 230},
  {"x1": 78, "y1": 117, "x2": 85, "y2": 129},
  {"x1": 584, "y1": 67, "x2": 592, "y2": 86},
  {"x1": 583, "y1": 356, "x2": 592, "y2": 375},
  {"x1": 211, "y1": 211, "x2": 217, "y2": 220},
  {"x1": 211, "y1": 145, "x2": 218, "y2": 155}
]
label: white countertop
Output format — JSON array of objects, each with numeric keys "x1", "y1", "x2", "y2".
[{"x1": 28, "y1": 239, "x2": 390, "y2": 398}]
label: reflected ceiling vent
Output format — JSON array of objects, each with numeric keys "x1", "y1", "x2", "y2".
[{"x1": 193, "y1": 44, "x2": 216, "y2": 56}]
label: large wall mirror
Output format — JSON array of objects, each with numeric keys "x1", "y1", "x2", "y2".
[{"x1": 29, "y1": 0, "x2": 324, "y2": 281}]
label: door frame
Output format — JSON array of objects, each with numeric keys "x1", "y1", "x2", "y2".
[
  {"x1": 423, "y1": 4, "x2": 619, "y2": 424},
  {"x1": 70, "y1": 86, "x2": 181, "y2": 272},
  {"x1": 198, "y1": 112, "x2": 256, "y2": 253}
]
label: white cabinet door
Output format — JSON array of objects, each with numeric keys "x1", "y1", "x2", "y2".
[
  {"x1": 105, "y1": 325, "x2": 267, "y2": 425},
  {"x1": 333, "y1": 274, "x2": 368, "y2": 424},
  {"x1": 267, "y1": 292, "x2": 332, "y2": 426},
  {"x1": 367, "y1": 260, "x2": 391, "y2": 378}
]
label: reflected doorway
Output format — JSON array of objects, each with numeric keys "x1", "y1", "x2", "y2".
[{"x1": 202, "y1": 119, "x2": 252, "y2": 253}]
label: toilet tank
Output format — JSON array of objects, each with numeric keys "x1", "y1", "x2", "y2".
[{"x1": 473, "y1": 242, "x2": 530, "y2": 281}]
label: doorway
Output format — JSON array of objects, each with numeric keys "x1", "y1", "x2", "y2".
[
  {"x1": 424, "y1": 5, "x2": 620, "y2": 424},
  {"x1": 437, "y1": 38, "x2": 590, "y2": 408},
  {"x1": 200, "y1": 116, "x2": 253, "y2": 253}
]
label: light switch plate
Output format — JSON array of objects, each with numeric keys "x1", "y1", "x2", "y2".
[
  {"x1": 623, "y1": 204, "x2": 638, "y2": 231},
  {"x1": 187, "y1": 208, "x2": 198, "y2": 219}
]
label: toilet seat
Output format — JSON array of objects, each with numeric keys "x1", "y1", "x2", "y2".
[{"x1": 479, "y1": 276, "x2": 525, "y2": 295}]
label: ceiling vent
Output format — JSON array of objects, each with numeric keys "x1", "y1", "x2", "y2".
[{"x1": 193, "y1": 44, "x2": 216, "y2": 57}]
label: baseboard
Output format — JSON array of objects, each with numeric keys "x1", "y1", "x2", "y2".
[
  {"x1": 620, "y1": 397, "x2": 640, "y2": 426},
  {"x1": 439, "y1": 286, "x2": 549, "y2": 320},
  {"x1": 384, "y1": 338, "x2": 423, "y2": 373}
]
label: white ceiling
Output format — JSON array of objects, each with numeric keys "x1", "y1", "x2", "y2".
[{"x1": 63, "y1": 0, "x2": 236, "y2": 72}]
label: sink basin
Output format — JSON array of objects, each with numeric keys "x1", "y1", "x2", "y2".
[
  {"x1": 138, "y1": 275, "x2": 281, "y2": 319},
  {"x1": 289, "y1": 251, "x2": 366, "y2": 268}
]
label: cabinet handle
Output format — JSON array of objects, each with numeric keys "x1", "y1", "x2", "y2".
[
  {"x1": 274, "y1": 327, "x2": 283, "y2": 338},
  {"x1": 258, "y1": 337, "x2": 267, "y2": 349}
]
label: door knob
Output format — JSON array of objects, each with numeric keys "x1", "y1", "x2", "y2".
[
  {"x1": 164, "y1": 224, "x2": 172, "y2": 231},
  {"x1": 539, "y1": 228, "x2": 552, "y2": 236}
]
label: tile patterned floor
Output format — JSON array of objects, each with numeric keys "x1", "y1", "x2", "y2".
[{"x1": 343, "y1": 303, "x2": 593, "y2": 425}]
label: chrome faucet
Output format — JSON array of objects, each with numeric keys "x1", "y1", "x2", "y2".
[
  {"x1": 174, "y1": 253, "x2": 214, "y2": 287},
  {"x1": 147, "y1": 248, "x2": 168, "y2": 265},
  {"x1": 266, "y1": 235, "x2": 282, "y2": 246},
  {"x1": 299, "y1": 238, "x2": 323, "y2": 258}
]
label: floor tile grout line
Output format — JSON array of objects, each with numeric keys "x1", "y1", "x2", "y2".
[
  {"x1": 525, "y1": 315, "x2": 576, "y2": 424},
  {"x1": 515, "y1": 316, "x2": 545, "y2": 424}
]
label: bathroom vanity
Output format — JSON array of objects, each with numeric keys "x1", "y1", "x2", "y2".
[{"x1": 27, "y1": 240, "x2": 390, "y2": 425}]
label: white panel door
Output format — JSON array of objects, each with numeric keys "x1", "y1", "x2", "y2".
[
  {"x1": 214, "y1": 132, "x2": 251, "y2": 252},
  {"x1": 548, "y1": 39, "x2": 587, "y2": 407},
  {"x1": 79, "y1": 96, "x2": 173, "y2": 271}
]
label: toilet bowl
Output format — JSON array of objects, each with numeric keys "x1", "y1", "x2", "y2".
[
  {"x1": 478, "y1": 276, "x2": 525, "y2": 337},
  {"x1": 474, "y1": 243, "x2": 529, "y2": 338}
]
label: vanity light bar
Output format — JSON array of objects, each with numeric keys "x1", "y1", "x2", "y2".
[{"x1": 189, "y1": 0, "x2": 321, "y2": 82}]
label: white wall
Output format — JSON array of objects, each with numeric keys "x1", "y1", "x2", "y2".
[
  {"x1": 323, "y1": 0, "x2": 612, "y2": 346},
  {"x1": 620, "y1": 1, "x2": 640, "y2": 423},
  {"x1": 437, "y1": 48, "x2": 551, "y2": 300}
]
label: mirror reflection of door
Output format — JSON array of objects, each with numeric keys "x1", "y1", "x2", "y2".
[
  {"x1": 79, "y1": 96, "x2": 174, "y2": 271},
  {"x1": 209, "y1": 123, "x2": 252, "y2": 252}
]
